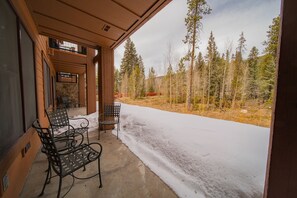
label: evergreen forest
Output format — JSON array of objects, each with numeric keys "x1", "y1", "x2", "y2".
[{"x1": 115, "y1": 0, "x2": 280, "y2": 127}]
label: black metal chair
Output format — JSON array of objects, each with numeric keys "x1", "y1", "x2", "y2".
[
  {"x1": 32, "y1": 120, "x2": 103, "y2": 198},
  {"x1": 46, "y1": 108, "x2": 90, "y2": 143},
  {"x1": 98, "y1": 103, "x2": 121, "y2": 139}
]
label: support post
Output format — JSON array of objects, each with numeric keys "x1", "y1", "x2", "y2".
[
  {"x1": 97, "y1": 47, "x2": 114, "y2": 130},
  {"x1": 86, "y1": 48, "x2": 96, "y2": 114},
  {"x1": 264, "y1": 1, "x2": 297, "y2": 197},
  {"x1": 78, "y1": 73, "x2": 86, "y2": 107}
]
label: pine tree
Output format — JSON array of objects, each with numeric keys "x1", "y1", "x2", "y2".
[
  {"x1": 121, "y1": 72, "x2": 129, "y2": 97},
  {"x1": 138, "y1": 55, "x2": 146, "y2": 97},
  {"x1": 264, "y1": 16, "x2": 280, "y2": 62},
  {"x1": 205, "y1": 31, "x2": 219, "y2": 108},
  {"x1": 259, "y1": 54, "x2": 275, "y2": 102},
  {"x1": 197, "y1": 52, "x2": 207, "y2": 106},
  {"x1": 225, "y1": 53, "x2": 235, "y2": 104},
  {"x1": 184, "y1": 0, "x2": 211, "y2": 111},
  {"x1": 148, "y1": 67, "x2": 156, "y2": 93},
  {"x1": 119, "y1": 38, "x2": 139, "y2": 81},
  {"x1": 114, "y1": 68, "x2": 120, "y2": 94},
  {"x1": 119, "y1": 38, "x2": 146, "y2": 98},
  {"x1": 231, "y1": 32, "x2": 246, "y2": 108},
  {"x1": 166, "y1": 64, "x2": 174, "y2": 105},
  {"x1": 247, "y1": 46, "x2": 259, "y2": 99},
  {"x1": 219, "y1": 49, "x2": 230, "y2": 108},
  {"x1": 192, "y1": 53, "x2": 204, "y2": 107},
  {"x1": 176, "y1": 58, "x2": 187, "y2": 103},
  {"x1": 258, "y1": 15, "x2": 280, "y2": 103}
]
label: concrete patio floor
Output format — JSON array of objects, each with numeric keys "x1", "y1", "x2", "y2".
[{"x1": 20, "y1": 130, "x2": 178, "y2": 198}]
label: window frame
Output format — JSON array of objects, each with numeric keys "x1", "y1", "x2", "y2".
[
  {"x1": 42, "y1": 55, "x2": 53, "y2": 110},
  {"x1": 0, "y1": 0, "x2": 38, "y2": 159},
  {"x1": 17, "y1": 20, "x2": 38, "y2": 131}
]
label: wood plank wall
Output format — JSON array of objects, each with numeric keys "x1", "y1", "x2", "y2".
[{"x1": 0, "y1": 1, "x2": 56, "y2": 197}]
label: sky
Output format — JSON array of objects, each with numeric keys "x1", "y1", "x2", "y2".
[{"x1": 114, "y1": 0, "x2": 281, "y2": 76}]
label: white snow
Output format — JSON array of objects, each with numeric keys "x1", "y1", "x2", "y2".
[{"x1": 71, "y1": 103, "x2": 270, "y2": 198}]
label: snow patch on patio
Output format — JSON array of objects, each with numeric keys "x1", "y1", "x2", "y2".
[{"x1": 72, "y1": 103, "x2": 270, "y2": 198}]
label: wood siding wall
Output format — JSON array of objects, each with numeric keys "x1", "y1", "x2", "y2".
[{"x1": 0, "y1": 1, "x2": 56, "y2": 197}]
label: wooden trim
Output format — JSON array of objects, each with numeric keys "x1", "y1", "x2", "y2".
[
  {"x1": 0, "y1": 128, "x2": 38, "y2": 196},
  {"x1": 17, "y1": 18, "x2": 27, "y2": 132},
  {"x1": 42, "y1": 55, "x2": 53, "y2": 110}
]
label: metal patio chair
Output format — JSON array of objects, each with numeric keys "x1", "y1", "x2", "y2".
[
  {"x1": 98, "y1": 103, "x2": 121, "y2": 139},
  {"x1": 32, "y1": 120, "x2": 103, "y2": 198},
  {"x1": 46, "y1": 108, "x2": 90, "y2": 143}
]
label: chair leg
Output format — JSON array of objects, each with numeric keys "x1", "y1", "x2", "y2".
[
  {"x1": 98, "y1": 124, "x2": 101, "y2": 140},
  {"x1": 98, "y1": 158, "x2": 102, "y2": 188},
  {"x1": 57, "y1": 176, "x2": 62, "y2": 198},
  {"x1": 39, "y1": 160, "x2": 51, "y2": 196},
  {"x1": 86, "y1": 130, "x2": 89, "y2": 144},
  {"x1": 48, "y1": 163, "x2": 52, "y2": 184},
  {"x1": 117, "y1": 124, "x2": 119, "y2": 139}
]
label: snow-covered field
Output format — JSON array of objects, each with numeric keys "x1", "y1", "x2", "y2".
[{"x1": 72, "y1": 103, "x2": 270, "y2": 198}]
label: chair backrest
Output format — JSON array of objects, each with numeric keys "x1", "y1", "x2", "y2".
[
  {"x1": 46, "y1": 108, "x2": 69, "y2": 130},
  {"x1": 32, "y1": 120, "x2": 62, "y2": 170},
  {"x1": 104, "y1": 103, "x2": 121, "y2": 118}
]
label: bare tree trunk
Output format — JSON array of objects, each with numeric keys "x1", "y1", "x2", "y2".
[
  {"x1": 240, "y1": 63, "x2": 248, "y2": 106},
  {"x1": 186, "y1": 5, "x2": 198, "y2": 111},
  {"x1": 169, "y1": 73, "x2": 172, "y2": 106},
  {"x1": 207, "y1": 62, "x2": 211, "y2": 109},
  {"x1": 193, "y1": 71, "x2": 198, "y2": 108},
  {"x1": 219, "y1": 62, "x2": 227, "y2": 108},
  {"x1": 231, "y1": 79, "x2": 238, "y2": 108},
  {"x1": 175, "y1": 75, "x2": 178, "y2": 103},
  {"x1": 187, "y1": 54, "x2": 195, "y2": 111}
]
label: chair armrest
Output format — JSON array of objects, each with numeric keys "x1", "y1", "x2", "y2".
[
  {"x1": 69, "y1": 117, "x2": 89, "y2": 128},
  {"x1": 53, "y1": 124, "x2": 83, "y2": 138},
  {"x1": 59, "y1": 143, "x2": 103, "y2": 156}
]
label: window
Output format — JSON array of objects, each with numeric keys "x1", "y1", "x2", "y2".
[
  {"x1": 0, "y1": 1, "x2": 37, "y2": 158},
  {"x1": 20, "y1": 24, "x2": 37, "y2": 130}
]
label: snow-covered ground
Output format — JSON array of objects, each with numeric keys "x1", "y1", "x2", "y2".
[{"x1": 71, "y1": 103, "x2": 270, "y2": 198}]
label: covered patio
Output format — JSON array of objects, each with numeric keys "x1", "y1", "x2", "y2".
[
  {"x1": 2, "y1": 0, "x2": 297, "y2": 198},
  {"x1": 20, "y1": 130, "x2": 177, "y2": 198},
  {"x1": 0, "y1": 0, "x2": 172, "y2": 197}
]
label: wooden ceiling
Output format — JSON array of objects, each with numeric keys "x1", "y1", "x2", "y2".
[
  {"x1": 51, "y1": 49, "x2": 87, "y2": 74},
  {"x1": 25, "y1": 0, "x2": 171, "y2": 49}
]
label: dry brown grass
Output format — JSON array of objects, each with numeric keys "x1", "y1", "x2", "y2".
[{"x1": 117, "y1": 96, "x2": 272, "y2": 127}]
